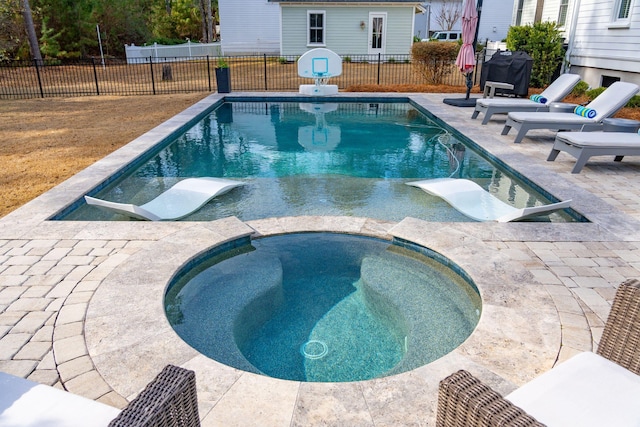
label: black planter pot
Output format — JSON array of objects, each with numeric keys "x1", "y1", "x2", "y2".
[{"x1": 215, "y1": 68, "x2": 231, "y2": 93}]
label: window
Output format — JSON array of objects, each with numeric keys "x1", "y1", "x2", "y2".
[
  {"x1": 371, "y1": 17, "x2": 383, "y2": 48},
  {"x1": 515, "y1": 0, "x2": 524, "y2": 25},
  {"x1": 308, "y1": 11, "x2": 325, "y2": 45},
  {"x1": 558, "y1": 0, "x2": 569, "y2": 26},
  {"x1": 610, "y1": 0, "x2": 633, "y2": 26},
  {"x1": 617, "y1": 0, "x2": 631, "y2": 19},
  {"x1": 601, "y1": 75, "x2": 620, "y2": 87}
]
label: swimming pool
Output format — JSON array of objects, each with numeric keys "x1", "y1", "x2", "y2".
[
  {"x1": 57, "y1": 98, "x2": 577, "y2": 222},
  {"x1": 164, "y1": 233, "x2": 481, "y2": 382}
]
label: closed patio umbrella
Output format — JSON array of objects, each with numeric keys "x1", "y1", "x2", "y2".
[
  {"x1": 456, "y1": 0, "x2": 478, "y2": 76},
  {"x1": 444, "y1": 0, "x2": 480, "y2": 107}
]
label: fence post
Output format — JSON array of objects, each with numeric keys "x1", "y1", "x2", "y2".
[
  {"x1": 91, "y1": 58, "x2": 100, "y2": 95},
  {"x1": 33, "y1": 59, "x2": 44, "y2": 98},
  {"x1": 377, "y1": 53, "x2": 381, "y2": 85},
  {"x1": 149, "y1": 57, "x2": 156, "y2": 95},
  {"x1": 264, "y1": 54, "x2": 268, "y2": 91},
  {"x1": 207, "y1": 55, "x2": 212, "y2": 91}
]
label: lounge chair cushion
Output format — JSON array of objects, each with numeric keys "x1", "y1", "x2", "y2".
[
  {"x1": 556, "y1": 131, "x2": 640, "y2": 148},
  {"x1": 507, "y1": 111, "x2": 596, "y2": 125},
  {"x1": 506, "y1": 352, "x2": 640, "y2": 427},
  {"x1": 0, "y1": 372, "x2": 120, "y2": 426}
]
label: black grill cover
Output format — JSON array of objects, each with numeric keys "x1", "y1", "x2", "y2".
[{"x1": 480, "y1": 50, "x2": 533, "y2": 97}]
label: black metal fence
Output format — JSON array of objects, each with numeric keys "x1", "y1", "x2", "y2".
[{"x1": 0, "y1": 54, "x2": 481, "y2": 99}]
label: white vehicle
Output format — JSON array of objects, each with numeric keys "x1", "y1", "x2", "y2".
[{"x1": 422, "y1": 31, "x2": 462, "y2": 42}]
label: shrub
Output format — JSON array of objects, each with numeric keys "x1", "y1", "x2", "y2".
[
  {"x1": 343, "y1": 56, "x2": 352, "y2": 63},
  {"x1": 411, "y1": 42, "x2": 459, "y2": 85},
  {"x1": 626, "y1": 95, "x2": 640, "y2": 108},
  {"x1": 585, "y1": 87, "x2": 605, "y2": 100},
  {"x1": 584, "y1": 86, "x2": 639, "y2": 108},
  {"x1": 278, "y1": 57, "x2": 287, "y2": 64},
  {"x1": 571, "y1": 80, "x2": 589, "y2": 96},
  {"x1": 506, "y1": 22, "x2": 564, "y2": 88}
]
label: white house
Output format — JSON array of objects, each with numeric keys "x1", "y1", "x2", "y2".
[
  {"x1": 415, "y1": 0, "x2": 514, "y2": 43},
  {"x1": 565, "y1": 0, "x2": 640, "y2": 87},
  {"x1": 219, "y1": 0, "x2": 423, "y2": 56},
  {"x1": 513, "y1": 0, "x2": 640, "y2": 87},
  {"x1": 218, "y1": 0, "x2": 280, "y2": 54}
]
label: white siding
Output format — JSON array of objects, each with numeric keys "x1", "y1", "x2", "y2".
[
  {"x1": 541, "y1": 0, "x2": 563, "y2": 22},
  {"x1": 219, "y1": 0, "x2": 280, "y2": 54},
  {"x1": 281, "y1": 5, "x2": 415, "y2": 56},
  {"x1": 477, "y1": 0, "x2": 515, "y2": 42},
  {"x1": 515, "y1": 0, "x2": 539, "y2": 24},
  {"x1": 567, "y1": 0, "x2": 640, "y2": 86}
]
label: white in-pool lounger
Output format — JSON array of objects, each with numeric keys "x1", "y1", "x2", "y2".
[
  {"x1": 84, "y1": 177, "x2": 244, "y2": 221},
  {"x1": 548, "y1": 131, "x2": 640, "y2": 173},
  {"x1": 472, "y1": 73, "x2": 581, "y2": 125},
  {"x1": 406, "y1": 178, "x2": 571, "y2": 222}
]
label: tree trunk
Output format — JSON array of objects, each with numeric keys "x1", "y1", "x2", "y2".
[
  {"x1": 198, "y1": 0, "x2": 207, "y2": 42},
  {"x1": 21, "y1": 0, "x2": 42, "y2": 62},
  {"x1": 206, "y1": 0, "x2": 213, "y2": 43}
]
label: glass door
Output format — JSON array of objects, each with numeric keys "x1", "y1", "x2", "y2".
[{"x1": 368, "y1": 13, "x2": 386, "y2": 55}]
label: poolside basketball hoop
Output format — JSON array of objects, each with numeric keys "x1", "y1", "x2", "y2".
[{"x1": 298, "y1": 48, "x2": 342, "y2": 96}]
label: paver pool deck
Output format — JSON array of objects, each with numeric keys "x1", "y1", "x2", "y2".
[{"x1": 2, "y1": 92, "x2": 640, "y2": 426}]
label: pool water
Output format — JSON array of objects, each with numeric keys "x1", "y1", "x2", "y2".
[
  {"x1": 61, "y1": 100, "x2": 574, "y2": 222},
  {"x1": 165, "y1": 233, "x2": 482, "y2": 382}
]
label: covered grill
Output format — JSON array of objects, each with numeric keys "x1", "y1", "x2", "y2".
[{"x1": 480, "y1": 50, "x2": 533, "y2": 97}]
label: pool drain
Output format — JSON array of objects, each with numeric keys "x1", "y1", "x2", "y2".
[{"x1": 300, "y1": 340, "x2": 328, "y2": 359}]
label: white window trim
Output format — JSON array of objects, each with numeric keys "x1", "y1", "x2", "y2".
[
  {"x1": 307, "y1": 10, "x2": 326, "y2": 47},
  {"x1": 609, "y1": 0, "x2": 633, "y2": 28}
]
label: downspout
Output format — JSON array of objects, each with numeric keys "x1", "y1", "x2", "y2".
[{"x1": 562, "y1": 0, "x2": 581, "y2": 73}]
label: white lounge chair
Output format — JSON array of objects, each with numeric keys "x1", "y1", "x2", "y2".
[
  {"x1": 0, "y1": 365, "x2": 200, "y2": 427},
  {"x1": 84, "y1": 177, "x2": 244, "y2": 221},
  {"x1": 547, "y1": 131, "x2": 640, "y2": 173},
  {"x1": 501, "y1": 81, "x2": 639, "y2": 143},
  {"x1": 406, "y1": 178, "x2": 571, "y2": 222},
  {"x1": 437, "y1": 278, "x2": 640, "y2": 427},
  {"x1": 472, "y1": 74, "x2": 581, "y2": 125}
]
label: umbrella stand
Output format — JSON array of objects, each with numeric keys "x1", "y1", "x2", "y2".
[{"x1": 443, "y1": 71, "x2": 476, "y2": 107}]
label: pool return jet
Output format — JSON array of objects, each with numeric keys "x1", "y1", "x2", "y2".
[{"x1": 298, "y1": 48, "x2": 342, "y2": 96}]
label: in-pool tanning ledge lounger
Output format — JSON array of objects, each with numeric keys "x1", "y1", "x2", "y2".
[
  {"x1": 85, "y1": 177, "x2": 244, "y2": 221},
  {"x1": 407, "y1": 178, "x2": 571, "y2": 222}
]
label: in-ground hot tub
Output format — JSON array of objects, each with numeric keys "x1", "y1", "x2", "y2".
[{"x1": 165, "y1": 232, "x2": 481, "y2": 382}]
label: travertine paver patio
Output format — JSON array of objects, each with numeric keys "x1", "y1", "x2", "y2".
[{"x1": 1, "y1": 92, "x2": 640, "y2": 425}]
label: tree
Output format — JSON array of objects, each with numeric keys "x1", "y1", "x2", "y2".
[
  {"x1": 506, "y1": 22, "x2": 564, "y2": 87},
  {"x1": 22, "y1": 0, "x2": 42, "y2": 61},
  {"x1": 435, "y1": 0, "x2": 462, "y2": 31},
  {"x1": 197, "y1": 0, "x2": 213, "y2": 42},
  {"x1": 0, "y1": 0, "x2": 23, "y2": 59}
]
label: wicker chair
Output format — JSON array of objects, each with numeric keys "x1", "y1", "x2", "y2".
[
  {"x1": 436, "y1": 278, "x2": 640, "y2": 427},
  {"x1": 109, "y1": 364, "x2": 201, "y2": 427}
]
